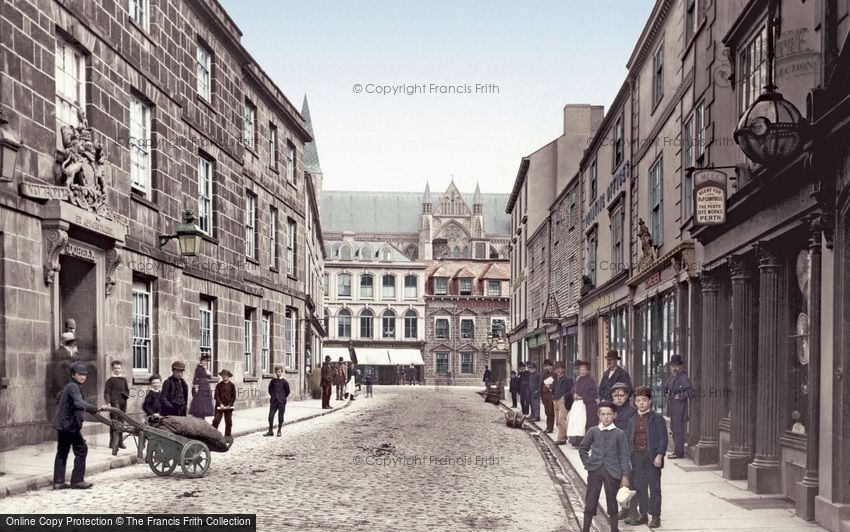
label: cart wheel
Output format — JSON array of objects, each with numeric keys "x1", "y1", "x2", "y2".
[
  {"x1": 179, "y1": 441, "x2": 210, "y2": 478},
  {"x1": 148, "y1": 441, "x2": 177, "y2": 476}
]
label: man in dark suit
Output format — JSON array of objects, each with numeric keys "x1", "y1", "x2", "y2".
[
  {"x1": 625, "y1": 386, "x2": 667, "y2": 529},
  {"x1": 599, "y1": 349, "x2": 633, "y2": 402},
  {"x1": 664, "y1": 354, "x2": 692, "y2": 459},
  {"x1": 540, "y1": 359, "x2": 555, "y2": 433},
  {"x1": 527, "y1": 363, "x2": 542, "y2": 422},
  {"x1": 161, "y1": 361, "x2": 188, "y2": 416},
  {"x1": 53, "y1": 363, "x2": 108, "y2": 490},
  {"x1": 47, "y1": 332, "x2": 78, "y2": 423},
  {"x1": 142, "y1": 374, "x2": 164, "y2": 416},
  {"x1": 264, "y1": 365, "x2": 290, "y2": 437},
  {"x1": 321, "y1": 356, "x2": 333, "y2": 409},
  {"x1": 518, "y1": 362, "x2": 530, "y2": 415},
  {"x1": 482, "y1": 366, "x2": 491, "y2": 389},
  {"x1": 551, "y1": 361, "x2": 574, "y2": 445}
]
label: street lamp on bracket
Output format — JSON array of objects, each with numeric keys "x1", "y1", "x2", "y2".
[{"x1": 158, "y1": 209, "x2": 204, "y2": 257}]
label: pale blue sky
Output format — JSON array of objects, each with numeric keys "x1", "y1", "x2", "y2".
[{"x1": 221, "y1": 0, "x2": 655, "y2": 194}]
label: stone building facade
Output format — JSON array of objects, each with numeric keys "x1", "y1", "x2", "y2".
[{"x1": 0, "y1": 0, "x2": 323, "y2": 449}]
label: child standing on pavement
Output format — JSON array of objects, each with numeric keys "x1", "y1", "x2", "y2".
[
  {"x1": 579, "y1": 401, "x2": 631, "y2": 532},
  {"x1": 212, "y1": 369, "x2": 236, "y2": 437},
  {"x1": 509, "y1": 370, "x2": 519, "y2": 408},
  {"x1": 265, "y1": 365, "x2": 290, "y2": 437},
  {"x1": 365, "y1": 370, "x2": 374, "y2": 398},
  {"x1": 104, "y1": 360, "x2": 129, "y2": 452}
]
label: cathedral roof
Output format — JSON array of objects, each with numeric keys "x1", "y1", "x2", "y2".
[
  {"x1": 322, "y1": 189, "x2": 511, "y2": 235},
  {"x1": 301, "y1": 95, "x2": 322, "y2": 174}
]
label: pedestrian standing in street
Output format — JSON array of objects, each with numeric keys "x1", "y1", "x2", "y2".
[
  {"x1": 53, "y1": 362, "x2": 109, "y2": 490},
  {"x1": 611, "y1": 382, "x2": 638, "y2": 523},
  {"x1": 189, "y1": 354, "x2": 214, "y2": 419},
  {"x1": 365, "y1": 370, "x2": 374, "y2": 397},
  {"x1": 599, "y1": 349, "x2": 633, "y2": 402},
  {"x1": 540, "y1": 359, "x2": 555, "y2": 433},
  {"x1": 143, "y1": 374, "x2": 164, "y2": 417},
  {"x1": 161, "y1": 361, "x2": 189, "y2": 416},
  {"x1": 264, "y1": 365, "x2": 290, "y2": 436},
  {"x1": 579, "y1": 401, "x2": 631, "y2": 532},
  {"x1": 518, "y1": 362, "x2": 530, "y2": 415},
  {"x1": 212, "y1": 369, "x2": 236, "y2": 437},
  {"x1": 509, "y1": 370, "x2": 519, "y2": 408},
  {"x1": 321, "y1": 356, "x2": 333, "y2": 409},
  {"x1": 568, "y1": 360, "x2": 597, "y2": 446},
  {"x1": 345, "y1": 362, "x2": 356, "y2": 400},
  {"x1": 551, "y1": 361, "x2": 574, "y2": 445},
  {"x1": 625, "y1": 386, "x2": 667, "y2": 529},
  {"x1": 482, "y1": 365, "x2": 491, "y2": 389},
  {"x1": 407, "y1": 364, "x2": 417, "y2": 385},
  {"x1": 664, "y1": 354, "x2": 691, "y2": 459},
  {"x1": 527, "y1": 362, "x2": 542, "y2": 422},
  {"x1": 104, "y1": 360, "x2": 129, "y2": 452},
  {"x1": 336, "y1": 357, "x2": 347, "y2": 400},
  {"x1": 395, "y1": 364, "x2": 401, "y2": 385}
]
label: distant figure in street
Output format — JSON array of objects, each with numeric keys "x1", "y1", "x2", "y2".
[
  {"x1": 189, "y1": 354, "x2": 214, "y2": 419},
  {"x1": 598, "y1": 349, "x2": 633, "y2": 402},
  {"x1": 509, "y1": 371, "x2": 519, "y2": 408},
  {"x1": 551, "y1": 361, "x2": 574, "y2": 445},
  {"x1": 518, "y1": 362, "x2": 530, "y2": 415},
  {"x1": 611, "y1": 381, "x2": 638, "y2": 523},
  {"x1": 345, "y1": 362, "x2": 356, "y2": 400},
  {"x1": 540, "y1": 359, "x2": 555, "y2": 433},
  {"x1": 356, "y1": 368, "x2": 362, "y2": 391},
  {"x1": 365, "y1": 371, "x2": 374, "y2": 398},
  {"x1": 527, "y1": 362, "x2": 542, "y2": 422},
  {"x1": 482, "y1": 366, "x2": 491, "y2": 389},
  {"x1": 395, "y1": 364, "x2": 402, "y2": 385},
  {"x1": 161, "y1": 361, "x2": 188, "y2": 416},
  {"x1": 104, "y1": 360, "x2": 129, "y2": 452},
  {"x1": 212, "y1": 369, "x2": 236, "y2": 437},
  {"x1": 53, "y1": 362, "x2": 109, "y2": 490},
  {"x1": 264, "y1": 365, "x2": 290, "y2": 437},
  {"x1": 625, "y1": 386, "x2": 667, "y2": 529},
  {"x1": 336, "y1": 358, "x2": 347, "y2": 400},
  {"x1": 407, "y1": 364, "x2": 417, "y2": 385},
  {"x1": 579, "y1": 401, "x2": 631, "y2": 532},
  {"x1": 143, "y1": 374, "x2": 163, "y2": 417},
  {"x1": 664, "y1": 354, "x2": 691, "y2": 459},
  {"x1": 321, "y1": 356, "x2": 333, "y2": 409},
  {"x1": 568, "y1": 360, "x2": 597, "y2": 446}
]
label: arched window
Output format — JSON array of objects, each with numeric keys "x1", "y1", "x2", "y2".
[
  {"x1": 337, "y1": 273, "x2": 352, "y2": 298},
  {"x1": 339, "y1": 244, "x2": 352, "y2": 260},
  {"x1": 404, "y1": 275, "x2": 418, "y2": 299},
  {"x1": 360, "y1": 274, "x2": 374, "y2": 298},
  {"x1": 452, "y1": 246, "x2": 461, "y2": 258},
  {"x1": 323, "y1": 273, "x2": 329, "y2": 296},
  {"x1": 382, "y1": 274, "x2": 396, "y2": 299},
  {"x1": 461, "y1": 246, "x2": 469, "y2": 258},
  {"x1": 337, "y1": 309, "x2": 351, "y2": 338},
  {"x1": 360, "y1": 309, "x2": 373, "y2": 338},
  {"x1": 380, "y1": 247, "x2": 392, "y2": 261},
  {"x1": 382, "y1": 309, "x2": 396, "y2": 339},
  {"x1": 360, "y1": 245, "x2": 372, "y2": 261},
  {"x1": 324, "y1": 309, "x2": 330, "y2": 332},
  {"x1": 404, "y1": 309, "x2": 418, "y2": 339}
]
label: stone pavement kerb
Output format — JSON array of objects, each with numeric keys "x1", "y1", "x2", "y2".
[
  {"x1": 0, "y1": 395, "x2": 353, "y2": 499},
  {"x1": 493, "y1": 393, "x2": 827, "y2": 531}
]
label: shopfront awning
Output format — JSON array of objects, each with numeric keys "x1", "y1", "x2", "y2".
[
  {"x1": 323, "y1": 347, "x2": 351, "y2": 362},
  {"x1": 352, "y1": 348, "x2": 392, "y2": 365},
  {"x1": 387, "y1": 348, "x2": 425, "y2": 366}
]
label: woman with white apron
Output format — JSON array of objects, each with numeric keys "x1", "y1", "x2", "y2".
[
  {"x1": 567, "y1": 359, "x2": 596, "y2": 446},
  {"x1": 345, "y1": 362, "x2": 356, "y2": 400}
]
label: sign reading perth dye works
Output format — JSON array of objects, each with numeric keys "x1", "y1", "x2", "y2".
[{"x1": 693, "y1": 169, "x2": 727, "y2": 225}]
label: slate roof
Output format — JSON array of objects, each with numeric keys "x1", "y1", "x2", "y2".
[
  {"x1": 325, "y1": 239, "x2": 412, "y2": 263},
  {"x1": 301, "y1": 96, "x2": 321, "y2": 174},
  {"x1": 322, "y1": 190, "x2": 511, "y2": 235}
]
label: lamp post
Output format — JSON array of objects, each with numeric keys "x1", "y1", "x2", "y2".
[
  {"x1": 158, "y1": 210, "x2": 203, "y2": 257},
  {"x1": 733, "y1": 0, "x2": 806, "y2": 167}
]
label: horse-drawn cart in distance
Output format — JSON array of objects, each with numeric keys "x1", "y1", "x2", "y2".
[{"x1": 93, "y1": 407, "x2": 233, "y2": 478}]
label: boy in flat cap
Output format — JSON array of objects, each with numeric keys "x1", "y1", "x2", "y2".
[
  {"x1": 161, "y1": 361, "x2": 189, "y2": 416},
  {"x1": 579, "y1": 400, "x2": 631, "y2": 532},
  {"x1": 53, "y1": 363, "x2": 109, "y2": 490},
  {"x1": 104, "y1": 360, "x2": 129, "y2": 452},
  {"x1": 143, "y1": 374, "x2": 164, "y2": 417},
  {"x1": 509, "y1": 370, "x2": 519, "y2": 408},
  {"x1": 611, "y1": 381, "x2": 638, "y2": 522},
  {"x1": 599, "y1": 349, "x2": 633, "y2": 402},
  {"x1": 212, "y1": 369, "x2": 236, "y2": 437},
  {"x1": 625, "y1": 386, "x2": 667, "y2": 528}
]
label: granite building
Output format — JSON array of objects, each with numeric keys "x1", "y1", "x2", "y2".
[{"x1": 0, "y1": 0, "x2": 324, "y2": 449}]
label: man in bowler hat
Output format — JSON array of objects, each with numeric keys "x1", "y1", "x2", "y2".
[
  {"x1": 551, "y1": 360, "x2": 574, "y2": 444},
  {"x1": 518, "y1": 362, "x2": 530, "y2": 414},
  {"x1": 527, "y1": 362, "x2": 542, "y2": 422},
  {"x1": 664, "y1": 354, "x2": 691, "y2": 459},
  {"x1": 161, "y1": 361, "x2": 189, "y2": 416},
  {"x1": 53, "y1": 362, "x2": 109, "y2": 490},
  {"x1": 599, "y1": 349, "x2": 632, "y2": 402},
  {"x1": 321, "y1": 356, "x2": 333, "y2": 409},
  {"x1": 540, "y1": 359, "x2": 555, "y2": 433}
]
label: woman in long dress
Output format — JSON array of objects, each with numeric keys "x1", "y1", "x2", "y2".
[
  {"x1": 189, "y1": 354, "x2": 214, "y2": 418},
  {"x1": 567, "y1": 360, "x2": 597, "y2": 446},
  {"x1": 345, "y1": 362, "x2": 357, "y2": 400}
]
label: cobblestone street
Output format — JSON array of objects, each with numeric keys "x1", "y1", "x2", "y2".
[{"x1": 0, "y1": 387, "x2": 574, "y2": 531}]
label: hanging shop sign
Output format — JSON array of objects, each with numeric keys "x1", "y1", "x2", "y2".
[{"x1": 693, "y1": 169, "x2": 727, "y2": 225}]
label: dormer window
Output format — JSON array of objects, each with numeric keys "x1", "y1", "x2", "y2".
[
  {"x1": 459, "y1": 278, "x2": 473, "y2": 295},
  {"x1": 339, "y1": 244, "x2": 352, "y2": 261},
  {"x1": 380, "y1": 247, "x2": 392, "y2": 261},
  {"x1": 434, "y1": 277, "x2": 448, "y2": 295},
  {"x1": 360, "y1": 245, "x2": 372, "y2": 261}
]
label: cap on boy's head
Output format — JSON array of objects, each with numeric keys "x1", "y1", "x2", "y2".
[
  {"x1": 339, "y1": 357, "x2": 344, "y2": 362},
  {"x1": 598, "y1": 400, "x2": 617, "y2": 412},
  {"x1": 611, "y1": 382, "x2": 631, "y2": 394},
  {"x1": 510, "y1": 370, "x2": 517, "y2": 375},
  {"x1": 218, "y1": 369, "x2": 233, "y2": 378},
  {"x1": 200, "y1": 353, "x2": 211, "y2": 361},
  {"x1": 527, "y1": 362, "x2": 537, "y2": 370},
  {"x1": 61, "y1": 332, "x2": 76, "y2": 344},
  {"x1": 274, "y1": 364, "x2": 284, "y2": 371},
  {"x1": 633, "y1": 385, "x2": 652, "y2": 399},
  {"x1": 171, "y1": 361, "x2": 186, "y2": 371},
  {"x1": 518, "y1": 362, "x2": 526, "y2": 368},
  {"x1": 669, "y1": 354, "x2": 685, "y2": 365},
  {"x1": 325, "y1": 355, "x2": 331, "y2": 361},
  {"x1": 149, "y1": 374, "x2": 161, "y2": 382},
  {"x1": 605, "y1": 349, "x2": 621, "y2": 360},
  {"x1": 70, "y1": 362, "x2": 87, "y2": 375},
  {"x1": 543, "y1": 359, "x2": 553, "y2": 367},
  {"x1": 555, "y1": 360, "x2": 566, "y2": 369},
  {"x1": 574, "y1": 359, "x2": 590, "y2": 368}
]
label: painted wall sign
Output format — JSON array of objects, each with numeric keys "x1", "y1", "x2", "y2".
[
  {"x1": 644, "y1": 271, "x2": 662, "y2": 289},
  {"x1": 584, "y1": 160, "x2": 630, "y2": 229},
  {"x1": 693, "y1": 169, "x2": 727, "y2": 225}
]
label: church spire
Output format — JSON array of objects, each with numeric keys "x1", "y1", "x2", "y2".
[
  {"x1": 472, "y1": 181, "x2": 482, "y2": 205},
  {"x1": 422, "y1": 181, "x2": 432, "y2": 213},
  {"x1": 301, "y1": 95, "x2": 321, "y2": 174}
]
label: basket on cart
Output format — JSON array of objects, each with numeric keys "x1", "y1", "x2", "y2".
[
  {"x1": 93, "y1": 407, "x2": 233, "y2": 478},
  {"x1": 505, "y1": 410, "x2": 527, "y2": 428},
  {"x1": 484, "y1": 380, "x2": 503, "y2": 404}
]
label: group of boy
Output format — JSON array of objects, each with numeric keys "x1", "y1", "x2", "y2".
[{"x1": 510, "y1": 360, "x2": 575, "y2": 443}]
